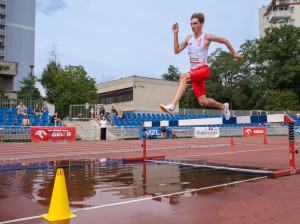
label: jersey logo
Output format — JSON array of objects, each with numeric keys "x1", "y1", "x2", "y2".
[
  {"x1": 198, "y1": 38, "x2": 202, "y2": 46},
  {"x1": 189, "y1": 43, "x2": 192, "y2": 45}
]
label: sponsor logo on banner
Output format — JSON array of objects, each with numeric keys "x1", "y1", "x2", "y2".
[
  {"x1": 295, "y1": 126, "x2": 300, "y2": 136},
  {"x1": 243, "y1": 127, "x2": 266, "y2": 137},
  {"x1": 31, "y1": 127, "x2": 76, "y2": 142},
  {"x1": 194, "y1": 127, "x2": 219, "y2": 138}
]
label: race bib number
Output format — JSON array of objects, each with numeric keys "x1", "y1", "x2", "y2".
[{"x1": 189, "y1": 53, "x2": 201, "y2": 64}]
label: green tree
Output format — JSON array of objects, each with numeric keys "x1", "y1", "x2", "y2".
[
  {"x1": 39, "y1": 60, "x2": 63, "y2": 103},
  {"x1": 0, "y1": 64, "x2": 10, "y2": 99},
  {"x1": 0, "y1": 77, "x2": 7, "y2": 99},
  {"x1": 257, "y1": 25, "x2": 300, "y2": 98},
  {"x1": 207, "y1": 48, "x2": 246, "y2": 110},
  {"x1": 54, "y1": 65, "x2": 98, "y2": 118},
  {"x1": 161, "y1": 65, "x2": 181, "y2": 81},
  {"x1": 17, "y1": 72, "x2": 42, "y2": 100},
  {"x1": 264, "y1": 90, "x2": 300, "y2": 111}
]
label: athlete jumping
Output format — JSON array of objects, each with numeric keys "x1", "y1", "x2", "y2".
[{"x1": 160, "y1": 13, "x2": 244, "y2": 120}]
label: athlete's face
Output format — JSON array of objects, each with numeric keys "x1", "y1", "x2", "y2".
[{"x1": 190, "y1": 18, "x2": 203, "y2": 34}]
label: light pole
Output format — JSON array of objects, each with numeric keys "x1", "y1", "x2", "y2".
[{"x1": 29, "y1": 65, "x2": 35, "y2": 107}]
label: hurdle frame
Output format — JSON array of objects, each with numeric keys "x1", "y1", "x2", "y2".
[{"x1": 136, "y1": 114, "x2": 300, "y2": 177}]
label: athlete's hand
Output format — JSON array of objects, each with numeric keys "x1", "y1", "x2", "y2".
[
  {"x1": 172, "y1": 23, "x2": 179, "y2": 35},
  {"x1": 234, "y1": 54, "x2": 244, "y2": 61}
]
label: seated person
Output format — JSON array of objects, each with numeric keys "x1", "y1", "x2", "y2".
[
  {"x1": 22, "y1": 117, "x2": 31, "y2": 126},
  {"x1": 99, "y1": 105, "x2": 105, "y2": 119},
  {"x1": 34, "y1": 104, "x2": 43, "y2": 116},
  {"x1": 51, "y1": 112, "x2": 61, "y2": 127},
  {"x1": 117, "y1": 109, "x2": 125, "y2": 120},
  {"x1": 108, "y1": 106, "x2": 117, "y2": 126},
  {"x1": 42, "y1": 102, "x2": 49, "y2": 113},
  {"x1": 17, "y1": 102, "x2": 27, "y2": 115}
]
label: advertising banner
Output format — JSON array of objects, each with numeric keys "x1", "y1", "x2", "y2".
[
  {"x1": 31, "y1": 127, "x2": 76, "y2": 142},
  {"x1": 243, "y1": 127, "x2": 266, "y2": 137},
  {"x1": 194, "y1": 127, "x2": 219, "y2": 138},
  {"x1": 295, "y1": 126, "x2": 300, "y2": 136},
  {"x1": 139, "y1": 127, "x2": 162, "y2": 140}
]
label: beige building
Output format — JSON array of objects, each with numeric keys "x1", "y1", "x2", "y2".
[
  {"x1": 96, "y1": 76, "x2": 179, "y2": 114},
  {"x1": 259, "y1": 0, "x2": 300, "y2": 37}
]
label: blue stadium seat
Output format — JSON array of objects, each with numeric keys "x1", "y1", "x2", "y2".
[
  {"x1": 0, "y1": 118, "x2": 5, "y2": 124},
  {"x1": 8, "y1": 118, "x2": 15, "y2": 123},
  {"x1": 31, "y1": 122, "x2": 38, "y2": 126},
  {"x1": 43, "y1": 111, "x2": 48, "y2": 116},
  {"x1": 4, "y1": 122, "x2": 13, "y2": 126},
  {"x1": 14, "y1": 122, "x2": 21, "y2": 127},
  {"x1": 0, "y1": 110, "x2": 5, "y2": 115},
  {"x1": 2, "y1": 107, "x2": 9, "y2": 112},
  {"x1": 27, "y1": 108, "x2": 33, "y2": 114},
  {"x1": 40, "y1": 123, "x2": 47, "y2": 126},
  {"x1": 11, "y1": 107, "x2": 17, "y2": 113}
]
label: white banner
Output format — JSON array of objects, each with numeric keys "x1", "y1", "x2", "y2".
[{"x1": 194, "y1": 127, "x2": 219, "y2": 138}]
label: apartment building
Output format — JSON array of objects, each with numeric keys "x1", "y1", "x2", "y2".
[
  {"x1": 259, "y1": 0, "x2": 300, "y2": 37},
  {"x1": 0, "y1": 0, "x2": 35, "y2": 98}
]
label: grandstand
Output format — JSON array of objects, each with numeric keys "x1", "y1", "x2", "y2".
[
  {"x1": 0, "y1": 106, "x2": 58, "y2": 142},
  {"x1": 112, "y1": 112, "x2": 300, "y2": 128}
]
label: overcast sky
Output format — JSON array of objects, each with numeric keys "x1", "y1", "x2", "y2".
[{"x1": 35, "y1": 0, "x2": 271, "y2": 87}]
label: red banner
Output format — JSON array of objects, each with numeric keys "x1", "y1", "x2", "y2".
[
  {"x1": 30, "y1": 127, "x2": 76, "y2": 142},
  {"x1": 243, "y1": 127, "x2": 266, "y2": 137}
]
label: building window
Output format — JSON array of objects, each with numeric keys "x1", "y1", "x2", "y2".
[
  {"x1": 290, "y1": 7, "x2": 294, "y2": 14},
  {"x1": 266, "y1": 16, "x2": 269, "y2": 22},
  {"x1": 290, "y1": 19, "x2": 295, "y2": 25},
  {"x1": 98, "y1": 87, "x2": 133, "y2": 104},
  {"x1": 278, "y1": 20, "x2": 288, "y2": 26}
]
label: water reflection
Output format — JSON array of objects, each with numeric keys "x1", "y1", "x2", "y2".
[{"x1": 0, "y1": 159, "x2": 260, "y2": 209}]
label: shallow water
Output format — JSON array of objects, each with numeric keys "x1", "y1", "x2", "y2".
[{"x1": 0, "y1": 159, "x2": 261, "y2": 208}]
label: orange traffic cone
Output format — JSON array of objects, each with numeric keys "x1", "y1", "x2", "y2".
[
  {"x1": 230, "y1": 138, "x2": 234, "y2": 146},
  {"x1": 263, "y1": 136, "x2": 267, "y2": 144},
  {"x1": 41, "y1": 169, "x2": 77, "y2": 221}
]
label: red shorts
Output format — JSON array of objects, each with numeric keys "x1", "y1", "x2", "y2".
[{"x1": 188, "y1": 65, "x2": 210, "y2": 98}]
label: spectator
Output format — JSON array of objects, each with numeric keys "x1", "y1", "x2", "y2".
[
  {"x1": 99, "y1": 104, "x2": 105, "y2": 119},
  {"x1": 51, "y1": 112, "x2": 61, "y2": 127},
  {"x1": 17, "y1": 102, "x2": 27, "y2": 115},
  {"x1": 42, "y1": 102, "x2": 49, "y2": 113},
  {"x1": 161, "y1": 126, "x2": 167, "y2": 139},
  {"x1": 285, "y1": 108, "x2": 291, "y2": 116},
  {"x1": 108, "y1": 106, "x2": 117, "y2": 126},
  {"x1": 297, "y1": 112, "x2": 300, "y2": 119},
  {"x1": 22, "y1": 117, "x2": 30, "y2": 126},
  {"x1": 117, "y1": 109, "x2": 125, "y2": 120},
  {"x1": 99, "y1": 116, "x2": 107, "y2": 140},
  {"x1": 90, "y1": 107, "x2": 95, "y2": 119},
  {"x1": 34, "y1": 104, "x2": 43, "y2": 116}
]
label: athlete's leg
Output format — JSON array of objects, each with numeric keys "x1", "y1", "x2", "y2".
[
  {"x1": 197, "y1": 95, "x2": 224, "y2": 110},
  {"x1": 171, "y1": 72, "x2": 191, "y2": 108},
  {"x1": 160, "y1": 72, "x2": 191, "y2": 115}
]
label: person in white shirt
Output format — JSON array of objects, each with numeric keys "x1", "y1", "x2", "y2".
[{"x1": 99, "y1": 117, "x2": 107, "y2": 140}]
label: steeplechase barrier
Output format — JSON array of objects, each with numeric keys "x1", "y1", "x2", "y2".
[{"x1": 127, "y1": 114, "x2": 299, "y2": 177}]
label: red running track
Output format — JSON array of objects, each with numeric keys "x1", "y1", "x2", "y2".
[{"x1": 1, "y1": 136, "x2": 300, "y2": 224}]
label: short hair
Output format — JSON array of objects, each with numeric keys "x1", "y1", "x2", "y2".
[{"x1": 191, "y1": 13, "x2": 205, "y2": 23}]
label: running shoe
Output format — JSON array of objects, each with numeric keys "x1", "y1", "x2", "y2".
[
  {"x1": 223, "y1": 103, "x2": 230, "y2": 120},
  {"x1": 160, "y1": 104, "x2": 175, "y2": 115}
]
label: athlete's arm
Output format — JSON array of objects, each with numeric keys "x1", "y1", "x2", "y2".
[
  {"x1": 206, "y1": 34, "x2": 244, "y2": 61},
  {"x1": 172, "y1": 23, "x2": 190, "y2": 54}
]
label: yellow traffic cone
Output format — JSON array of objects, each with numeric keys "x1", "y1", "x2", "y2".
[{"x1": 41, "y1": 168, "x2": 77, "y2": 221}]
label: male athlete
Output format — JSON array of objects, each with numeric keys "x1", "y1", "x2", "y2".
[{"x1": 160, "y1": 13, "x2": 244, "y2": 120}]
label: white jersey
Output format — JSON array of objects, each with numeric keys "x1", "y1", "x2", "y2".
[{"x1": 188, "y1": 33, "x2": 208, "y2": 70}]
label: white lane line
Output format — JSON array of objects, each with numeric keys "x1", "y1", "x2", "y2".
[
  {"x1": 0, "y1": 176, "x2": 267, "y2": 224},
  {"x1": 174, "y1": 146, "x2": 287, "y2": 158},
  {"x1": 154, "y1": 160, "x2": 271, "y2": 174}
]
